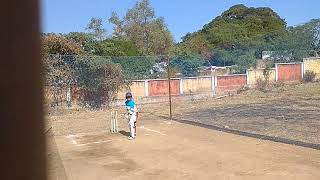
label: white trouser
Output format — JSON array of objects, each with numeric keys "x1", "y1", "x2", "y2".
[{"x1": 128, "y1": 113, "x2": 137, "y2": 138}]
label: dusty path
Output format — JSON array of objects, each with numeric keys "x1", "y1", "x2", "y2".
[{"x1": 53, "y1": 119, "x2": 320, "y2": 180}]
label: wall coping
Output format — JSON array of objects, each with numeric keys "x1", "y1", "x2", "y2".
[
  {"x1": 247, "y1": 68, "x2": 276, "y2": 71},
  {"x1": 146, "y1": 78, "x2": 181, "y2": 81},
  {"x1": 303, "y1": 57, "x2": 320, "y2": 61},
  {"x1": 216, "y1": 74, "x2": 246, "y2": 77},
  {"x1": 126, "y1": 80, "x2": 146, "y2": 82},
  {"x1": 128, "y1": 76, "x2": 213, "y2": 82},
  {"x1": 276, "y1": 62, "x2": 303, "y2": 65},
  {"x1": 180, "y1": 76, "x2": 212, "y2": 79}
]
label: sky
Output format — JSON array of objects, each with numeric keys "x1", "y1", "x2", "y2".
[{"x1": 42, "y1": 0, "x2": 320, "y2": 42}]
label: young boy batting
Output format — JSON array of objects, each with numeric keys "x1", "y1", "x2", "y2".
[{"x1": 125, "y1": 92, "x2": 138, "y2": 140}]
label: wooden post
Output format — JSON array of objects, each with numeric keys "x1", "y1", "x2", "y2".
[{"x1": 167, "y1": 57, "x2": 172, "y2": 120}]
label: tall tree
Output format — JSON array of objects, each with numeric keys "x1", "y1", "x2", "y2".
[
  {"x1": 296, "y1": 19, "x2": 320, "y2": 51},
  {"x1": 265, "y1": 19, "x2": 320, "y2": 62},
  {"x1": 124, "y1": 0, "x2": 154, "y2": 54},
  {"x1": 86, "y1": 17, "x2": 107, "y2": 41},
  {"x1": 108, "y1": 0, "x2": 174, "y2": 55},
  {"x1": 108, "y1": 12, "x2": 124, "y2": 38}
]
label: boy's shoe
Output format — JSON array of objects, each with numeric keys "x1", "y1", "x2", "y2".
[{"x1": 128, "y1": 136, "x2": 135, "y2": 140}]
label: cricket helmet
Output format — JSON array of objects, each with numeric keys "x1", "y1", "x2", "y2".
[{"x1": 125, "y1": 92, "x2": 133, "y2": 99}]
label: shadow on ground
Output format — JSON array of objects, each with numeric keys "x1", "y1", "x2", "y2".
[{"x1": 119, "y1": 130, "x2": 130, "y2": 137}]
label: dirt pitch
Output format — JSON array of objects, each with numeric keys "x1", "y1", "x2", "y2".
[
  {"x1": 50, "y1": 118, "x2": 320, "y2": 180},
  {"x1": 47, "y1": 82, "x2": 320, "y2": 179}
]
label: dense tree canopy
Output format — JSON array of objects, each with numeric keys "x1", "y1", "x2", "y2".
[
  {"x1": 176, "y1": 4, "x2": 319, "y2": 71},
  {"x1": 93, "y1": 39, "x2": 141, "y2": 57},
  {"x1": 41, "y1": 3, "x2": 319, "y2": 77},
  {"x1": 181, "y1": 4, "x2": 287, "y2": 52},
  {"x1": 42, "y1": 33, "x2": 84, "y2": 55}
]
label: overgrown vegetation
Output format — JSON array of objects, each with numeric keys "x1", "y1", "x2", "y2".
[
  {"x1": 303, "y1": 70, "x2": 317, "y2": 82},
  {"x1": 43, "y1": 55, "x2": 126, "y2": 108},
  {"x1": 256, "y1": 67, "x2": 272, "y2": 92},
  {"x1": 74, "y1": 57, "x2": 126, "y2": 108}
]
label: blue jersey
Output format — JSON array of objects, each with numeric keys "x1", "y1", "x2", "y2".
[
  {"x1": 125, "y1": 100, "x2": 135, "y2": 109},
  {"x1": 125, "y1": 99, "x2": 138, "y2": 114}
]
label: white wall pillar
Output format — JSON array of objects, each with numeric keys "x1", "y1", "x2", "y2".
[
  {"x1": 179, "y1": 78, "x2": 184, "y2": 95},
  {"x1": 246, "y1": 70, "x2": 249, "y2": 85},
  {"x1": 144, "y1": 80, "x2": 149, "y2": 97},
  {"x1": 214, "y1": 76, "x2": 218, "y2": 95},
  {"x1": 275, "y1": 64, "x2": 279, "y2": 82},
  {"x1": 301, "y1": 62, "x2": 305, "y2": 79},
  {"x1": 215, "y1": 76, "x2": 218, "y2": 87},
  {"x1": 211, "y1": 76, "x2": 215, "y2": 93}
]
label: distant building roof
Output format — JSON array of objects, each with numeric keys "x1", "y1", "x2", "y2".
[
  {"x1": 197, "y1": 66, "x2": 232, "y2": 72},
  {"x1": 262, "y1": 51, "x2": 292, "y2": 61}
]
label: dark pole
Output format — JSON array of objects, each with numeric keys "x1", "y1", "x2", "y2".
[
  {"x1": 167, "y1": 56, "x2": 172, "y2": 120},
  {"x1": 0, "y1": 0, "x2": 46, "y2": 179}
]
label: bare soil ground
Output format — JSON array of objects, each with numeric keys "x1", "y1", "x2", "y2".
[
  {"x1": 48, "y1": 82, "x2": 320, "y2": 144},
  {"x1": 52, "y1": 119, "x2": 320, "y2": 180},
  {"x1": 46, "y1": 82, "x2": 320, "y2": 179},
  {"x1": 173, "y1": 82, "x2": 320, "y2": 144},
  {"x1": 46, "y1": 129, "x2": 68, "y2": 180}
]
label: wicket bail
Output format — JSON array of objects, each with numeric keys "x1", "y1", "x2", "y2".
[{"x1": 110, "y1": 111, "x2": 119, "y2": 133}]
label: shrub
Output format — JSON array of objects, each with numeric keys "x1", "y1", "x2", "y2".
[
  {"x1": 256, "y1": 67, "x2": 271, "y2": 92},
  {"x1": 74, "y1": 57, "x2": 126, "y2": 108},
  {"x1": 273, "y1": 81, "x2": 285, "y2": 88},
  {"x1": 256, "y1": 77, "x2": 269, "y2": 92},
  {"x1": 303, "y1": 71, "x2": 316, "y2": 82},
  {"x1": 237, "y1": 86, "x2": 250, "y2": 94}
]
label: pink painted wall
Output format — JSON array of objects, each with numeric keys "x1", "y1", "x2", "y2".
[
  {"x1": 148, "y1": 79, "x2": 180, "y2": 96},
  {"x1": 217, "y1": 75, "x2": 247, "y2": 92},
  {"x1": 277, "y1": 64, "x2": 302, "y2": 82}
]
